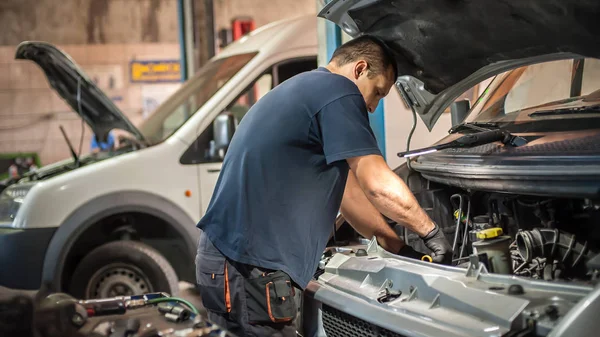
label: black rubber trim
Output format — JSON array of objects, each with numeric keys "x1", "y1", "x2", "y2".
[
  {"x1": 40, "y1": 191, "x2": 199, "y2": 292},
  {"x1": 421, "y1": 173, "x2": 600, "y2": 198},
  {"x1": 0, "y1": 227, "x2": 57, "y2": 289}
]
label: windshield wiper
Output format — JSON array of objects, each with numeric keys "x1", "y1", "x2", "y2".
[
  {"x1": 398, "y1": 129, "x2": 528, "y2": 158},
  {"x1": 529, "y1": 105, "x2": 600, "y2": 117},
  {"x1": 448, "y1": 122, "x2": 500, "y2": 134}
]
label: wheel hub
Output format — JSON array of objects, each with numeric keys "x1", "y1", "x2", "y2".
[{"x1": 86, "y1": 264, "x2": 153, "y2": 298}]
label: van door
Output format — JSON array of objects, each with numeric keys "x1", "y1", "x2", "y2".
[{"x1": 180, "y1": 57, "x2": 317, "y2": 215}]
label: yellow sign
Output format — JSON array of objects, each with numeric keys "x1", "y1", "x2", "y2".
[{"x1": 130, "y1": 60, "x2": 181, "y2": 83}]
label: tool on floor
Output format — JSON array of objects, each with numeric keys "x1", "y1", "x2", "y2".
[{"x1": 77, "y1": 292, "x2": 199, "y2": 318}]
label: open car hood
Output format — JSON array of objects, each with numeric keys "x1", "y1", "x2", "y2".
[
  {"x1": 318, "y1": 0, "x2": 600, "y2": 130},
  {"x1": 15, "y1": 42, "x2": 145, "y2": 142}
]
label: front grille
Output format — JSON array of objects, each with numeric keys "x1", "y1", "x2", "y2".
[{"x1": 322, "y1": 304, "x2": 405, "y2": 337}]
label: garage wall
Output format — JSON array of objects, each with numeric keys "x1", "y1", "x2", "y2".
[
  {"x1": 213, "y1": 0, "x2": 316, "y2": 32},
  {"x1": 0, "y1": 0, "x2": 179, "y2": 45},
  {"x1": 383, "y1": 91, "x2": 453, "y2": 169},
  {"x1": 0, "y1": 43, "x2": 181, "y2": 165},
  {"x1": 0, "y1": 0, "x2": 181, "y2": 165}
]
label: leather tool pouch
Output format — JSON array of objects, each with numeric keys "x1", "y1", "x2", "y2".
[{"x1": 245, "y1": 270, "x2": 296, "y2": 324}]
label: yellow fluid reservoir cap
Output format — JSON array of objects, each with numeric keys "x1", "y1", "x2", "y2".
[{"x1": 476, "y1": 227, "x2": 504, "y2": 240}]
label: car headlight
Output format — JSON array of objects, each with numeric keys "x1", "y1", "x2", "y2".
[{"x1": 0, "y1": 184, "x2": 34, "y2": 223}]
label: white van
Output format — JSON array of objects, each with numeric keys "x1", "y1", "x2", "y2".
[{"x1": 0, "y1": 15, "x2": 318, "y2": 298}]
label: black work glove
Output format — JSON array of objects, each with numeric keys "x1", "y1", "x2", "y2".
[
  {"x1": 421, "y1": 222, "x2": 452, "y2": 265},
  {"x1": 396, "y1": 244, "x2": 428, "y2": 260}
]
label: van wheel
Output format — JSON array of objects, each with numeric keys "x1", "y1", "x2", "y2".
[{"x1": 69, "y1": 240, "x2": 179, "y2": 299}]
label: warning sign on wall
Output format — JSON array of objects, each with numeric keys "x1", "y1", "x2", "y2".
[{"x1": 130, "y1": 60, "x2": 181, "y2": 83}]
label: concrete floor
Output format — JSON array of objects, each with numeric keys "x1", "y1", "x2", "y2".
[{"x1": 178, "y1": 281, "x2": 205, "y2": 315}]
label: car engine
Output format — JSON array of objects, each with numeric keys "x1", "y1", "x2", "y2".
[{"x1": 438, "y1": 193, "x2": 600, "y2": 284}]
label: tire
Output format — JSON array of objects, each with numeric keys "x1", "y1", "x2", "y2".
[{"x1": 69, "y1": 240, "x2": 179, "y2": 299}]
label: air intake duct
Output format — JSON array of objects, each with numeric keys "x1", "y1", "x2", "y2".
[{"x1": 516, "y1": 228, "x2": 591, "y2": 271}]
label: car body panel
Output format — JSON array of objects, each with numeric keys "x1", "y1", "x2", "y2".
[
  {"x1": 318, "y1": 0, "x2": 600, "y2": 130},
  {"x1": 9, "y1": 137, "x2": 199, "y2": 230},
  {"x1": 303, "y1": 238, "x2": 595, "y2": 337},
  {"x1": 0, "y1": 227, "x2": 56, "y2": 289},
  {"x1": 40, "y1": 189, "x2": 199, "y2": 291}
]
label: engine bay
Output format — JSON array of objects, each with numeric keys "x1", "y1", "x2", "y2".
[
  {"x1": 438, "y1": 192, "x2": 600, "y2": 284},
  {"x1": 311, "y1": 169, "x2": 600, "y2": 336},
  {"x1": 380, "y1": 169, "x2": 600, "y2": 285},
  {"x1": 329, "y1": 176, "x2": 600, "y2": 286}
]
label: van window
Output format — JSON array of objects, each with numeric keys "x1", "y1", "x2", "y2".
[
  {"x1": 228, "y1": 72, "x2": 274, "y2": 123},
  {"x1": 463, "y1": 58, "x2": 600, "y2": 132},
  {"x1": 502, "y1": 60, "x2": 572, "y2": 114},
  {"x1": 226, "y1": 57, "x2": 318, "y2": 123},
  {"x1": 180, "y1": 57, "x2": 317, "y2": 164},
  {"x1": 469, "y1": 58, "x2": 600, "y2": 122},
  {"x1": 138, "y1": 52, "x2": 257, "y2": 144}
]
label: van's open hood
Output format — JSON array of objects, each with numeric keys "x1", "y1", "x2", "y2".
[
  {"x1": 15, "y1": 42, "x2": 145, "y2": 142},
  {"x1": 318, "y1": 0, "x2": 600, "y2": 130}
]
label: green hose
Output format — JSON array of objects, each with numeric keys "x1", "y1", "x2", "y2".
[{"x1": 147, "y1": 297, "x2": 200, "y2": 315}]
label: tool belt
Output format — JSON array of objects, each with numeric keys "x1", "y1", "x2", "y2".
[
  {"x1": 196, "y1": 253, "x2": 296, "y2": 325},
  {"x1": 245, "y1": 270, "x2": 296, "y2": 324}
]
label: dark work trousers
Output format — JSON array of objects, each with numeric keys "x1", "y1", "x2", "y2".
[{"x1": 195, "y1": 231, "x2": 298, "y2": 337}]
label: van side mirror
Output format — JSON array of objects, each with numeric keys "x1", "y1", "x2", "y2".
[
  {"x1": 450, "y1": 100, "x2": 471, "y2": 127},
  {"x1": 209, "y1": 113, "x2": 236, "y2": 160}
]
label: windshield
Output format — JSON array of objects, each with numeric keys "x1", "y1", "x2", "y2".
[
  {"x1": 465, "y1": 58, "x2": 600, "y2": 129},
  {"x1": 138, "y1": 52, "x2": 257, "y2": 144}
]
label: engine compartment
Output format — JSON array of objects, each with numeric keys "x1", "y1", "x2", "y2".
[
  {"x1": 329, "y1": 167, "x2": 600, "y2": 286},
  {"x1": 309, "y1": 169, "x2": 600, "y2": 337},
  {"x1": 400, "y1": 170, "x2": 600, "y2": 285},
  {"x1": 451, "y1": 194, "x2": 600, "y2": 282}
]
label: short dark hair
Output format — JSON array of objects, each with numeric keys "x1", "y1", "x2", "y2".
[{"x1": 330, "y1": 35, "x2": 398, "y2": 80}]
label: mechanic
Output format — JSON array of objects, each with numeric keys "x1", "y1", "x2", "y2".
[
  {"x1": 90, "y1": 130, "x2": 115, "y2": 153},
  {"x1": 195, "y1": 35, "x2": 452, "y2": 336}
]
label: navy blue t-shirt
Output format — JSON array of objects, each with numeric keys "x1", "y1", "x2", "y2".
[{"x1": 197, "y1": 67, "x2": 382, "y2": 288}]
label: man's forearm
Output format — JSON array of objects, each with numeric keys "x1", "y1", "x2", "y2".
[
  {"x1": 348, "y1": 155, "x2": 434, "y2": 237},
  {"x1": 340, "y1": 172, "x2": 405, "y2": 253},
  {"x1": 341, "y1": 204, "x2": 404, "y2": 253},
  {"x1": 366, "y1": 175, "x2": 434, "y2": 237},
  {"x1": 347, "y1": 155, "x2": 452, "y2": 263}
]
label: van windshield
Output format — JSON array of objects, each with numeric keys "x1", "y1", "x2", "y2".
[
  {"x1": 465, "y1": 58, "x2": 600, "y2": 130},
  {"x1": 138, "y1": 52, "x2": 257, "y2": 144}
]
